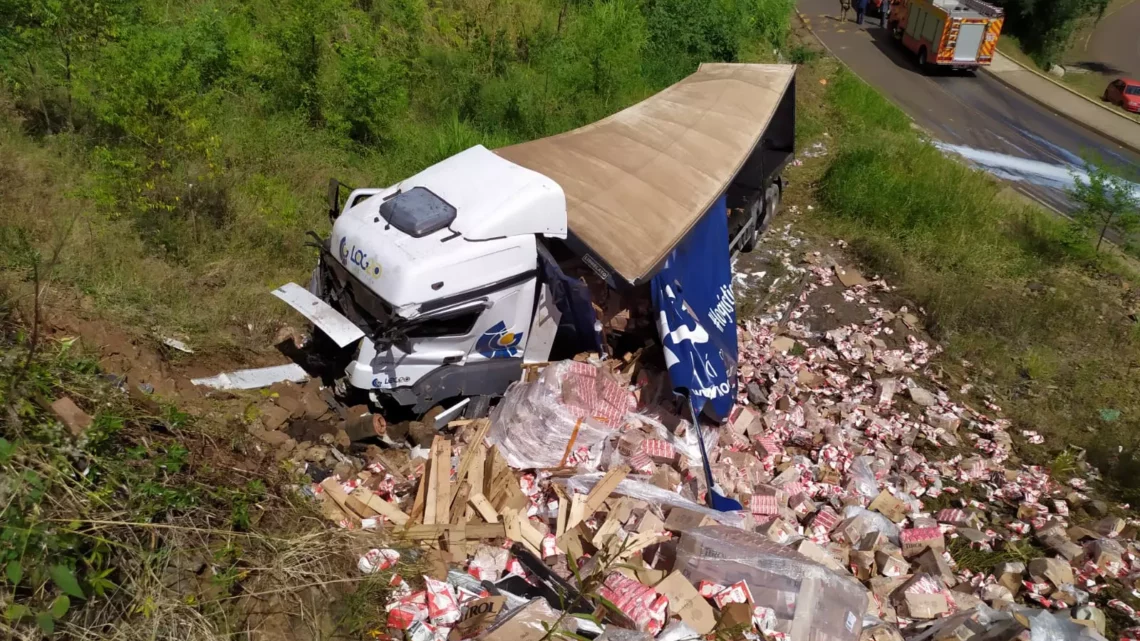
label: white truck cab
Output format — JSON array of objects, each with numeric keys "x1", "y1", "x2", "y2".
[{"x1": 319, "y1": 146, "x2": 568, "y2": 410}]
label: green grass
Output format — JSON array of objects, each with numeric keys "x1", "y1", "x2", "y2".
[{"x1": 793, "y1": 60, "x2": 1140, "y2": 502}]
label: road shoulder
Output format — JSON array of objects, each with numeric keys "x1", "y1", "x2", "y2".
[{"x1": 984, "y1": 52, "x2": 1140, "y2": 156}]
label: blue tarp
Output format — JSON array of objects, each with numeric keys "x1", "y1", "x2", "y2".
[{"x1": 651, "y1": 195, "x2": 739, "y2": 421}]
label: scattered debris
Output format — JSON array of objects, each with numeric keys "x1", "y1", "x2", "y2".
[
  {"x1": 240, "y1": 231, "x2": 1130, "y2": 641},
  {"x1": 159, "y1": 336, "x2": 194, "y2": 353},
  {"x1": 50, "y1": 396, "x2": 92, "y2": 436},
  {"x1": 191, "y1": 363, "x2": 309, "y2": 390}
]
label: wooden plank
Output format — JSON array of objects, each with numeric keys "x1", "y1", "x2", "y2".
[
  {"x1": 518, "y1": 513, "x2": 550, "y2": 557},
  {"x1": 573, "y1": 465, "x2": 629, "y2": 528},
  {"x1": 464, "y1": 444, "x2": 485, "y2": 522},
  {"x1": 397, "y1": 523, "x2": 506, "y2": 541},
  {"x1": 567, "y1": 493, "x2": 587, "y2": 531},
  {"x1": 450, "y1": 482, "x2": 471, "y2": 526},
  {"x1": 319, "y1": 477, "x2": 362, "y2": 527},
  {"x1": 469, "y1": 492, "x2": 500, "y2": 523},
  {"x1": 434, "y1": 437, "x2": 452, "y2": 524},
  {"x1": 552, "y1": 484, "x2": 569, "y2": 537},
  {"x1": 502, "y1": 508, "x2": 541, "y2": 556},
  {"x1": 424, "y1": 436, "x2": 452, "y2": 525},
  {"x1": 355, "y1": 488, "x2": 410, "y2": 526},
  {"x1": 424, "y1": 438, "x2": 441, "y2": 524},
  {"x1": 465, "y1": 445, "x2": 486, "y2": 505},
  {"x1": 451, "y1": 420, "x2": 491, "y2": 501},
  {"x1": 485, "y1": 445, "x2": 508, "y2": 497},
  {"x1": 345, "y1": 495, "x2": 379, "y2": 519},
  {"x1": 447, "y1": 523, "x2": 468, "y2": 563},
  {"x1": 409, "y1": 457, "x2": 429, "y2": 524}
]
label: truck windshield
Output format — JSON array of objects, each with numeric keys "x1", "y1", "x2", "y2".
[{"x1": 379, "y1": 187, "x2": 457, "y2": 238}]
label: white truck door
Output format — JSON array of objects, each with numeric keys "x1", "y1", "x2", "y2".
[{"x1": 954, "y1": 22, "x2": 986, "y2": 61}]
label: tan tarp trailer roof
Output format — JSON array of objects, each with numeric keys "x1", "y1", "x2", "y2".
[{"x1": 495, "y1": 63, "x2": 796, "y2": 285}]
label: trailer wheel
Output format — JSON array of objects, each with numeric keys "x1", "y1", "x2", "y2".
[
  {"x1": 741, "y1": 196, "x2": 763, "y2": 252},
  {"x1": 761, "y1": 182, "x2": 781, "y2": 235}
]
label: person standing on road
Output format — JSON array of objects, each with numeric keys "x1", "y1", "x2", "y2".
[
  {"x1": 880, "y1": 0, "x2": 891, "y2": 27},
  {"x1": 840, "y1": 0, "x2": 851, "y2": 21},
  {"x1": 855, "y1": 0, "x2": 869, "y2": 24}
]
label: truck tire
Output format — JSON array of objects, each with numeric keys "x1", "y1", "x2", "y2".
[
  {"x1": 465, "y1": 395, "x2": 492, "y2": 419},
  {"x1": 761, "y1": 182, "x2": 781, "y2": 235},
  {"x1": 741, "y1": 196, "x2": 764, "y2": 252},
  {"x1": 917, "y1": 47, "x2": 929, "y2": 71}
]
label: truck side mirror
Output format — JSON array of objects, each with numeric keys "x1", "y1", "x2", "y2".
[{"x1": 327, "y1": 178, "x2": 341, "y2": 222}]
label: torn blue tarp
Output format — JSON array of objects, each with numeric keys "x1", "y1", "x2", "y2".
[{"x1": 651, "y1": 195, "x2": 739, "y2": 421}]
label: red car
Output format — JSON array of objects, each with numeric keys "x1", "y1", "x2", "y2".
[{"x1": 1104, "y1": 78, "x2": 1140, "y2": 113}]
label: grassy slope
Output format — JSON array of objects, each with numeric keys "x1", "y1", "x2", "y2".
[
  {"x1": 0, "y1": 0, "x2": 794, "y2": 355},
  {"x1": 788, "y1": 35, "x2": 1140, "y2": 500}
]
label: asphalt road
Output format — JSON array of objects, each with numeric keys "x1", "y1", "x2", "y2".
[
  {"x1": 798, "y1": 0, "x2": 1140, "y2": 212},
  {"x1": 1080, "y1": 0, "x2": 1140, "y2": 79}
]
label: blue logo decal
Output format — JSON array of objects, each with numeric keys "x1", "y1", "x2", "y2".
[
  {"x1": 339, "y1": 237, "x2": 381, "y2": 277},
  {"x1": 476, "y1": 321, "x2": 524, "y2": 358}
]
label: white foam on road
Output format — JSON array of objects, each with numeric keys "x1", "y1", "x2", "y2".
[{"x1": 934, "y1": 142, "x2": 1140, "y2": 198}]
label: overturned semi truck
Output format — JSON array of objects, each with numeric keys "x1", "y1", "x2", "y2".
[{"x1": 274, "y1": 63, "x2": 797, "y2": 424}]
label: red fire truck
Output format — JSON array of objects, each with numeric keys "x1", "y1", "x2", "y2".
[{"x1": 889, "y1": 0, "x2": 1005, "y2": 71}]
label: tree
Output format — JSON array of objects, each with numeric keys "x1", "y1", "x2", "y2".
[{"x1": 1069, "y1": 161, "x2": 1140, "y2": 253}]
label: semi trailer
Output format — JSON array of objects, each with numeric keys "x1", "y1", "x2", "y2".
[{"x1": 274, "y1": 63, "x2": 797, "y2": 423}]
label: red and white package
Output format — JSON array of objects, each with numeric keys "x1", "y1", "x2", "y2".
[
  {"x1": 386, "y1": 590, "x2": 428, "y2": 630},
  {"x1": 358, "y1": 548, "x2": 400, "y2": 574},
  {"x1": 542, "y1": 533, "x2": 559, "y2": 558},
  {"x1": 423, "y1": 576, "x2": 460, "y2": 626},
  {"x1": 597, "y1": 572, "x2": 668, "y2": 635},
  {"x1": 750, "y1": 494, "x2": 779, "y2": 516},
  {"x1": 697, "y1": 580, "x2": 727, "y2": 598},
  {"x1": 712, "y1": 580, "x2": 754, "y2": 608},
  {"x1": 641, "y1": 439, "x2": 676, "y2": 463}
]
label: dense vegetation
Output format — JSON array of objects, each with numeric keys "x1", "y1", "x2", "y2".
[
  {"x1": 995, "y1": 0, "x2": 1109, "y2": 65},
  {"x1": 0, "y1": 0, "x2": 794, "y2": 347}
]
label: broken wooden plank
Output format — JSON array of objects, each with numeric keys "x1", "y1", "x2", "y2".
[
  {"x1": 355, "y1": 488, "x2": 410, "y2": 526},
  {"x1": 567, "y1": 493, "x2": 587, "y2": 531},
  {"x1": 319, "y1": 477, "x2": 362, "y2": 527},
  {"x1": 451, "y1": 420, "x2": 490, "y2": 501},
  {"x1": 397, "y1": 523, "x2": 506, "y2": 541},
  {"x1": 409, "y1": 458, "x2": 429, "y2": 524},
  {"x1": 469, "y1": 492, "x2": 500, "y2": 524},
  {"x1": 424, "y1": 436, "x2": 452, "y2": 525},
  {"x1": 450, "y1": 482, "x2": 471, "y2": 526},
  {"x1": 435, "y1": 437, "x2": 452, "y2": 524},
  {"x1": 345, "y1": 495, "x2": 379, "y2": 519},
  {"x1": 582, "y1": 465, "x2": 630, "y2": 518},
  {"x1": 502, "y1": 508, "x2": 542, "y2": 556},
  {"x1": 464, "y1": 444, "x2": 486, "y2": 522},
  {"x1": 553, "y1": 484, "x2": 569, "y2": 537}
]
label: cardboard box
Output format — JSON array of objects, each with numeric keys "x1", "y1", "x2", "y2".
[
  {"x1": 914, "y1": 548, "x2": 957, "y2": 587},
  {"x1": 479, "y1": 599, "x2": 563, "y2": 641},
  {"x1": 1028, "y1": 557, "x2": 1074, "y2": 587},
  {"x1": 868, "y1": 490, "x2": 908, "y2": 523},
  {"x1": 664, "y1": 507, "x2": 715, "y2": 533},
  {"x1": 899, "y1": 527, "x2": 945, "y2": 559},
  {"x1": 655, "y1": 571, "x2": 717, "y2": 634},
  {"x1": 449, "y1": 596, "x2": 505, "y2": 640}
]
